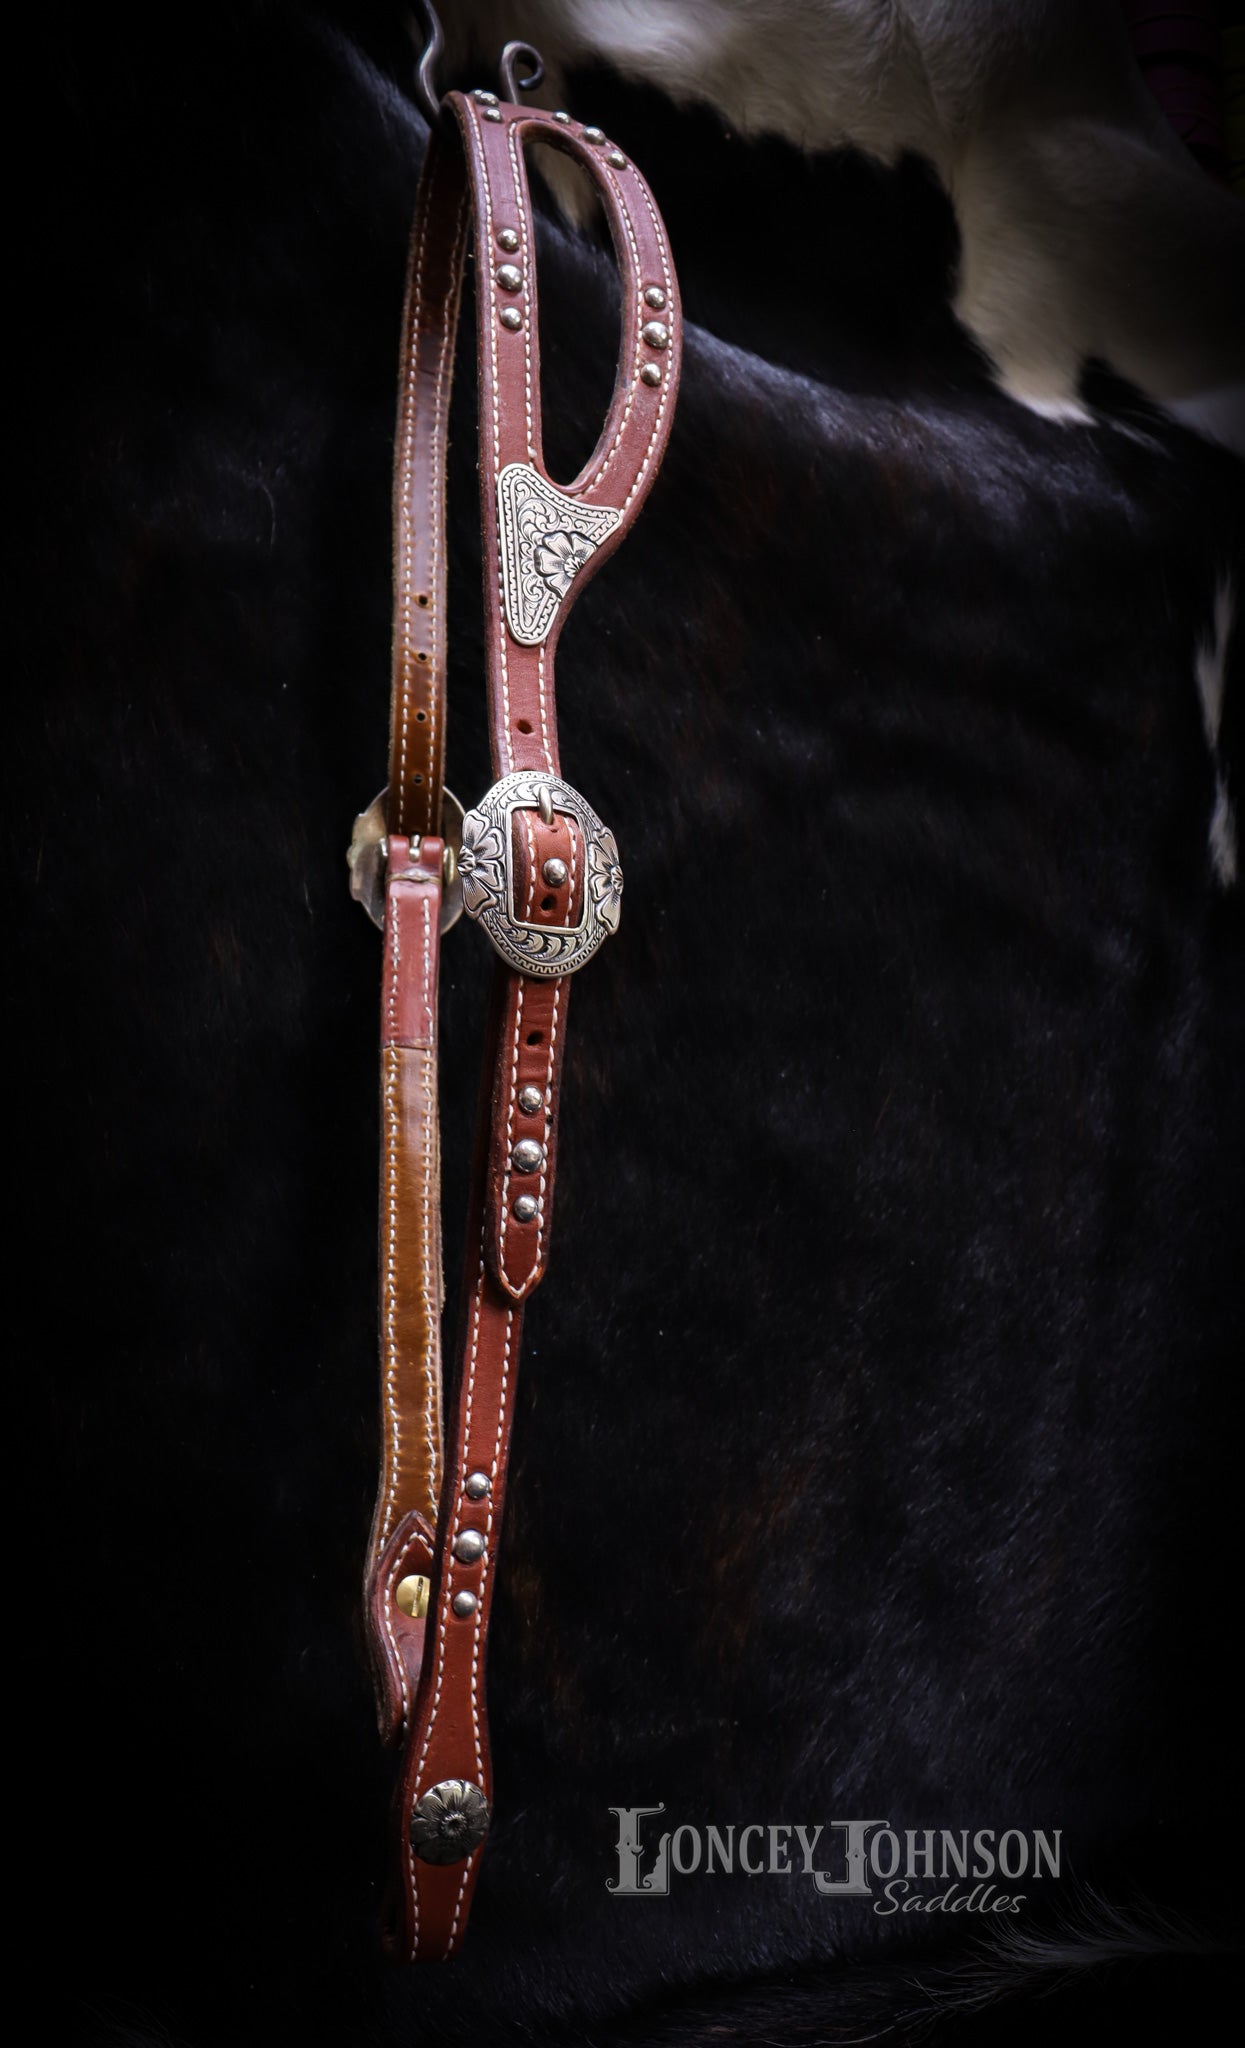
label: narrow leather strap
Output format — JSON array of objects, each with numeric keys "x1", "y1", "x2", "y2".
[
  {"x1": 364, "y1": 832, "x2": 445, "y2": 1740},
  {"x1": 366, "y1": 86, "x2": 681, "y2": 1961},
  {"x1": 388, "y1": 141, "x2": 469, "y2": 839}
]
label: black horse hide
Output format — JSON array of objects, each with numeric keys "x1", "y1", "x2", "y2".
[{"x1": 15, "y1": 4, "x2": 1242, "y2": 2042}]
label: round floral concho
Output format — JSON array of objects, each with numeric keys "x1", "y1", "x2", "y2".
[{"x1": 409, "y1": 1779, "x2": 491, "y2": 1865}]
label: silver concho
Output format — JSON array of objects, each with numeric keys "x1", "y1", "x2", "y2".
[
  {"x1": 497, "y1": 463, "x2": 622, "y2": 646},
  {"x1": 409, "y1": 1779, "x2": 491, "y2": 1865},
  {"x1": 459, "y1": 772, "x2": 622, "y2": 977},
  {"x1": 346, "y1": 787, "x2": 464, "y2": 933}
]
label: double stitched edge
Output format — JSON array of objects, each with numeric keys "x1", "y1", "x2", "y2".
[{"x1": 358, "y1": 87, "x2": 681, "y2": 1962}]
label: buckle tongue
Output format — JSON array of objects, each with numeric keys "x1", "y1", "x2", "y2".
[{"x1": 459, "y1": 771, "x2": 622, "y2": 977}]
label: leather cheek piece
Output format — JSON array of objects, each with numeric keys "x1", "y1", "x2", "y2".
[{"x1": 362, "y1": 87, "x2": 680, "y2": 1962}]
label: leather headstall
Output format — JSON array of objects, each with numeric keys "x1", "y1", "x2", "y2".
[{"x1": 350, "y1": 80, "x2": 681, "y2": 1960}]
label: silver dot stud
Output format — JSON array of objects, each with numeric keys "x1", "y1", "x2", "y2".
[
  {"x1": 454, "y1": 1529, "x2": 486, "y2": 1564},
  {"x1": 542, "y1": 856, "x2": 568, "y2": 888},
  {"x1": 640, "y1": 363, "x2": 662, "y2": 387},
  {"x1": 552, "y1": 110, "x2": 571, "y2": 124},
  {"x1": 482, "y1": 107, "x2": 502, "y2": 123},
  {"x1": 606, "y1": 150, "x2": 627, "y2": 168},
  {"x1": 512, "y1": 1138, "x2": 543, "y2": 1174},
  {"x1": 497, "y1": 227, "x2": 519, "y2": 252},
  {"x1": 499, "y1": 307, "x2": 522, "y2": 330},
  {"x1": 642, "y1": 319, "x2": 670, "y2": 350},
  {"x1": 472, "y1": 89, "x2": 499, "y2": 106},
  {"x1": 451, "y1": 1590, "x2": 478, "y2": 1618},
  {"x1": 644, "y1": 286, "x2": 666, "y2": 310},
  {"x1": 518, "y1": 1085, "x2": 543, "y2": 1115},
  {"x1": 496, "y1": 263, "x2": 522, "y2": 293},
  {"x1": 513, "y1": 1194, "x2": 538, "y2": 1223},
  {"x1": 465, "y1": 1472, "x2": 491, "y2": 1501},
  {"x1": 583, "y1": 126, "x2": 605, "y2": 144}
]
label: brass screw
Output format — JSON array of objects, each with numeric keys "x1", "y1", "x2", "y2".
[{"x1": 396, "y1": 1574, "x2": 431, "y2": 1619}]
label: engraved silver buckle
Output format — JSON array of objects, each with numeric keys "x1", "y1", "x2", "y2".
[{"x1": 459, "y1": 771, "x2": 622, "y2": 977}]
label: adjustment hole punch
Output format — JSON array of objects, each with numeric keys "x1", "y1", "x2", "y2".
[
  {"x1": 516, "y1": 718, "x2": 533, "y2": 735},
  {"x1": 541, "y1": 895, "x2": 555, "y2": 911},
  {"x1": 416, "y1": 592, "x2": 430, "y2": 608},
  {"x1": 526, "y1": 1030, "x2": 543, "y2": 1047},
  {"x1": 416, "y1": 709, "x2": 427, "y2": 722}
]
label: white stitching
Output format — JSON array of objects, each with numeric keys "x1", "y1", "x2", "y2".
[
  {"x1": 418, "y1": 892, "x2": 439, "y2": 1502},
  {"x1": 565, "y1": 154, "x2": 673, "y2": 499},
  {"x1": 619, "y1": 167, "x2": 675, "y2": 511},
  {"x1": 380, "y1": 1048, "x2": 401, "y2": 1546},
  {"x1": 522, "y1": 813, "x2": 539, "y2": 921},
  {"x1": 393, "y1": 166, "x2": 431, "y2": 835},
  {"x1": 505, "y1": 121, "x2": 537, "y2": 463},
  {"x1": 409, "y1": 1216, "x2": 514, "y2": 1949},
  {"x1": 379, "y1": 874, "x2": 403, "y2": 1546},
  {"x1": 394, "y1": 160, "x2": 470, "y2": 837},
  {"x1": 424, "y1": 193, "x2": 469, "y2": 821},
  {"x1": 448, "y1": 1287, "x2": 514, "y2": 1950},
  {"x1": 380, "y1": 889, "x2": 440, "y2": 1549},
  {"x1": 463, "y1": 111, "x2": 515, "y2": 774},
  {"x1": 531, "y1": 980, "x2": 562, "y2": 1281},
  {"x1": 584, "y1": 163, "x2": 646, "y2": 490},
  {"x1": 536, "y1": 641, "x2": 552, "y2": 770},
  {"x1": 497, "y1": 978, "x2": 526, "y2": 1271}
]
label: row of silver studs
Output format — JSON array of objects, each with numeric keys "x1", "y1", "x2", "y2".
[
  {"x1": 450, "y1": 1470, "x2": 492, "y2": 1617},
  {"x1": 640, "y1": 284, "x2": 669, "y2": 386},
  {"x1": 546, "y1": 109, "x2": 625, "y2": 169},
  {"x1": 514, "y1": 1066, "x2": 547, "y2": 1220},
  {"x1": 495, "y1": 227, "x2": 525, "y2": 330}
]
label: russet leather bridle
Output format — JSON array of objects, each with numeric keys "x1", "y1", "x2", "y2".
[{"x1": 350, "y1": 49, "x2": 680, "y2": 1962}]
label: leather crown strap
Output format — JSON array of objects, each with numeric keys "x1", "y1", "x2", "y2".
[{"x1": 359, "y1": 88, "x2": 680, "y2": 1961}]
